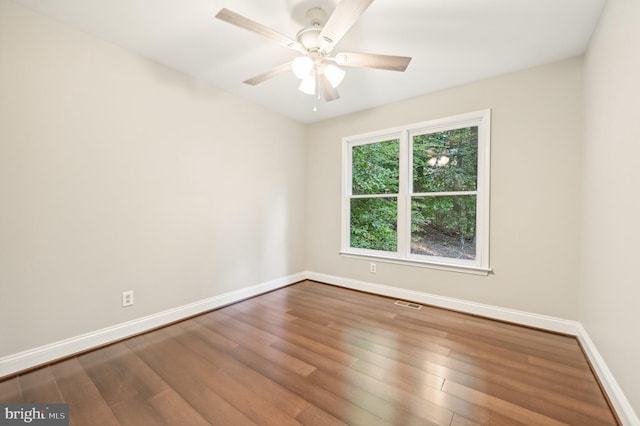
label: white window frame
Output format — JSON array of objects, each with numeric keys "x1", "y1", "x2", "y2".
[{"x1": 340, "y1": 110, "x2": 491, "y2": 275}]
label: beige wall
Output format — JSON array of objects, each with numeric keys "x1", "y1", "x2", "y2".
[
  {"x1": 306, "y1": 57, "x2": 584, "y2": 319},
  {"x1": 0, "y1": 1, "x2": 306, "y2": 357},
  {"x1": 582, "y1": 0, "x2": 640, "y2": 414}
]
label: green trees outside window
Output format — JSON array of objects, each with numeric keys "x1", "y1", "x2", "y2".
[
  {"x1": 411, "y1": 127, "x2": 478, "y2": 260},
  {"x1": 350, "y1": 140, "x2": 399, "y2": 251}
]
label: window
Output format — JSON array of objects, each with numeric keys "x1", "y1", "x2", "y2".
[{"x1": 341, "y1": 110, "x2": 491, "y2": 274}]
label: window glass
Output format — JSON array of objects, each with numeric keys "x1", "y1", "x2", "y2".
[
  {"x1": 410, "y1": 195, "x2": 476, "y2": 259},
  {"x1": 350, "y1": 197, "x2": 398, "y2": 252},
  {"x1": 412, "y1": 127, "x2": 478, "y2": 193},
  {"x1": 352, "y1": 140, "x2": 399, "y2": 195}
]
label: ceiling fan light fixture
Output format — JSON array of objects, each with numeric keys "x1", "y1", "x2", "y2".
[
  {"x1": 215, "y1": 1, "x2": 412, "y2": 105},
  {"x1": 299, "y1": 75, "x2": 316, "y2": 95},
  {"x1": 324, "y1": 64, "x2": 345, "y2": 88},
  {"x1": 292, "y1": 56, "x2": 314, "y2": 79}
]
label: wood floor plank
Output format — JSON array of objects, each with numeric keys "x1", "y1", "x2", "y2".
[
  {"x1": 443, "y1": 379, "x2": 615, "y2": 426},
  {"x1": 488, "y1": 411, "x2": 530, "y2": 425},
  {"x1": 228, "y1": 344, "x2": 392, "y2": 426},
  {"x1": 289, "y1": 311, "x2": 516, "y2": 389},
  {"x1": 253, "y1": 308, "x2": 451, "y2": 390},
  {"x1": 448, "y1": 374, "x2": 616, "y2": 425},
  {"x1": 447, "y1": 347, "x2": 604, "y2": 401},
  {"x1": 324, "y1": 316, "x2": 453, "y2": 357},
  {"x1": 78, "y1": 342, "x2": 169, "y2": 405},
  {"x1": 450, "y1": 414, "x2": 484, "y2": 426},
  {"x1": 195, "y1": 312, "x2": 317, "y2": 377},
  {"x1": 351, "y1": 359, "x2": 493, "y2": 423},
  {"x1": 422, "y1": 341, "x2": 606, "y2": 402},
  {"x1": 147, "y1": 388, "x2": 210, "y2": 426},
  {"x1": 295, "y1": 404, "x2": 349, "y2": 426},
  {"x1": 527, "y1": 354, "x2": 598, "y2": 380},
  {"x1": 199, "y1": 309, "x2": 281, "y2": 346},
  {"x1": 345, "y1": 288, "x2": 589, "y2": 369},
  {"x1": 224, "y1": 303, "x2": 360, "y2": 367},
  {"x1": 307, "y1": 368, "x2": 452, "y2": 425},
  {"x1": 124, "y1": 333, "x2": 256, "y2": 426},
  {"x1": 0, "y1": 280, "x2": 619, "y2": 425},
  {"x1": 49, "y1": 358, "x2": 120, "y2": 426},
  {"x1": 281, "y1": 295, "x2": 465, "y2": 362},
  {"x1": 270, "y1": 337, "x2": 460, "y2": 424},
  {"x1": 154, "y1": 330, "x2": 298, "y2": 426},
  {"x1": 0, "y1": 376, "x2": 22, "y2": 402},
  {"x1": 18, "y1": 367, "x2": 64, "y2": 403},
  {"x1": 132, "y1": 328, "x2": 303, "y2": 426},
  {"x1": 456, "y1": 314, "x2": 580, "y2": 351},
  {"x1": 164, "y1": 321, "x2": 310, "y2": 419},
  {"x1": 447, "y1": 365, "x2": 614, "y2": 422},
  {"x1": 109, "y1": 398, "x2": 165, "y2": 426}
]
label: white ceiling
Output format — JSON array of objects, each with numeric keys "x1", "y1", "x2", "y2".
[{"x1": 10, "y1": 0, "x2": 606, "y2": 123}]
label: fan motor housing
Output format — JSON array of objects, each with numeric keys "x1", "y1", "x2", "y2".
[
  {"x1": 297, "y1": 26, "x2": 323, "y2": 50},
  {"x1": 296, "y1": 7, "x2": 326, "y2": 50}
]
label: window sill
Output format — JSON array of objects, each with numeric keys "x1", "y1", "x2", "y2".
[{"x1": 339, "y1": 251, "x2": 492, "y2": 276}]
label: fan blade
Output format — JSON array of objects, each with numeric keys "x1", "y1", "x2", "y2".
[
  {"x1": 317, "y1": 73, "x2": 340, "y2": 102},
  {"x1": 333, "y1": 52, "x2": 411, "y2": 72},
  {"x1": 319, "y1": 0, "x2": 374, "y2": 52},
  {"x1": 243, "y1": 62, "x2": 292, "y2": 86},
  {"x1": 215, "y1": 8, "x2": 303, "y2": 52}
]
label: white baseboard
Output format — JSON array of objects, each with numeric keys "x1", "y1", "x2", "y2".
[
  {"x1": 306, "y1": 271, "x2": 639, "y2": 425},
  {"x1": 306, "y1": 272, "x2": 581, "y2": 335},
  {"x1": 576, "y1": 324, "x2": 640, "y2": 426},
  {"x1": 0, "y1": 272, "x2": 305, "y2": 379}
]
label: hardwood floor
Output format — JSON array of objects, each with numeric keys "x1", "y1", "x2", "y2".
[{"x1": 0, "y1": 280, "x2": 618, "y2": 425}]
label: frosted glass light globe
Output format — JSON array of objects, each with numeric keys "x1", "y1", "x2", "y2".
[{"x1": 292, "y1": 56, "x2": 314, "y2": 79}]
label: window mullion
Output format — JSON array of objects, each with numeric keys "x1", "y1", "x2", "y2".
[
  {"x1": 412, "y1": 190, "x2": 478, "y2": 197},
  {"x1": 397, "y1": 130, "x2": 409, "y2": 257},
  {"x1": 341, "y1": 140, "x2": 353, "y2": 252}
]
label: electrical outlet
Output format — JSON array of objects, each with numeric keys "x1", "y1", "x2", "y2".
[
  {"x1": 370, "y1": 262, "x2": 377, "y2": 273},
  {"x1": 122, "y1": 290, "x2": 134, "y2": 307}
]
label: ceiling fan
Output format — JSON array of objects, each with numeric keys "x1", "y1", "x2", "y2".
[{"x1": 215, "y1": 0, "x2": 412, "y2": 104}]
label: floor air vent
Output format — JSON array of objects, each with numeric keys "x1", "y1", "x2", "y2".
[{"x1": 394, "y1": 300, "x2": 422, "y2": 310}]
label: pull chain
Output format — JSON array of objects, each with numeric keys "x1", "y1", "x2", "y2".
[{"x1": 312, "y1": 72, "x2": 320, "y2": 112}]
